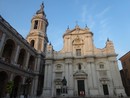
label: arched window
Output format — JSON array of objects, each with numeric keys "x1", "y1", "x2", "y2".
[
  {"x1": 34, "y1": 20, "x2": 38, "y2": 29},
  {"x1": 30, "y1": 40, "x2": 35, "y2": 47}
]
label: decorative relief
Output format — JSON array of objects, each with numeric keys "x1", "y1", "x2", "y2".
[{"x1": 72, "y1": 36, "x2": 84, "y2": 45}]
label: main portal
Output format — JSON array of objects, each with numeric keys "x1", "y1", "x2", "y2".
[{"x1": 77, "y1": 80, "x2": 85, "y2": 96}]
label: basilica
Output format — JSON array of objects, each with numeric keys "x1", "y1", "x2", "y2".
[{"x1": 0, "y1": 2, "x2": 126, "y2": 98}]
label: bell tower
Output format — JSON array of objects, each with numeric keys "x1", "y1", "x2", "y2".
[{"x1": 26, "y1": 3, "x2": 48, "y2": 52}]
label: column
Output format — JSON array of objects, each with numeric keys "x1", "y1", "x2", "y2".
[
  {"x1": 14, "y1": 45, "x2": 20, "y2": 64},
  {"x1": 91, "y1": 62, "x2": 97, "y2": 88},
  {"x1": 31, "y1": 77, "x2": 38, "y2": 96},
  {"x1": 69, "y1": 63, "x2": 73, "y2": 89},
  {"x1": 36, "y1": 38, "x2": 39, "y2": 51},
  {"x1": 43, "y1": 64, "x2": 48, "y2": 89},
  {"x1": 107, "y1": 61, "x2": 115, "y2": 96},
  {"x1": 41, "y1": 39, "x2": 44, "y2": 52},
  {"x1": 43, "y1": 63, "x2": 52, "y2": 96},
  {"x1": 110, "y1": 60, "x2": 126, "y2": 96},
  {"x1": 0, "y1": 33, "x2": 6, "y2": 55},
  {"x1": 47, "y1": 64, "x2": 52, "y2": 89},
  {"x1": 22, "y1": 77, "x2": 25, "y2": 84},
  {"x1": 85, "y1": 79, "x2": 88, "y2": 96},
  {"x1": 51, "y1": 65, "x2": 55, "y2": 96},
  {"x1": 9, "y1": 73, "x2": 14, "y2": 81},
  {"x1": 74, "y1": 79, "x2": 78, "y2": 96},
  {"x1": 65, "y1": 63, "x2": 69, "y2": 86},
  {"x1": 87, "y1": 62, "x2": 93, "y2": 88},
  {"x1": 114, "y1": 61, "x2": 123, "y2": 87},
  {"x1": 35, "y1": 55, "x2": 41, "y2": 72},
  {"x1": 110, "y1": 61, "x2": 119, "y2": 87},
  {"x1": 68, "y1": 63, "x2": 73, "y2": 96},
  {"x1": 25, "y1": 52, "x2": 30, "y2": 70}
]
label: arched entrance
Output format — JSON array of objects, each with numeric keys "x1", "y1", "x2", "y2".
[
  {"x1": 0, "y1": 71, "x2": 8, "y2": 98},
  {"x1": 11, "y1": 75, "x2": 22, "y2": 98},
  {"x1": 2, "y1": 39, "x2": 15, "y2": 63}
]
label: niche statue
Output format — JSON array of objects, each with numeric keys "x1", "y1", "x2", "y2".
[{"x1": 62, "y1": 76, "x2": 67, "y2": 86}]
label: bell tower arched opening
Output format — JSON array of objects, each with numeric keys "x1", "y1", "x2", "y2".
[{"x1": 34, "y1": 20, "x2": 38, "y2": 29}]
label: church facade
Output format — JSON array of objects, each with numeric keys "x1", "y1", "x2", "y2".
[
  {"x1": 41, "y1": 4, "x2": 126, "y2": 98},
  {"x1": 0, "y1": 2, "x2": 126, "y2": 98},
  {"x1": 43, "y1": 25, "x2": 126, "y2": 97}
]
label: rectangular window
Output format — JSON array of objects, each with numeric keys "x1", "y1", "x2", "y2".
[
  {"x1": 76, "y1": 49, "x2": 81, "y2": 56},
  {"x1": 34, "y1": 20, "x2": 38, "y2": 29},
  {"x1": 100, "y1": 64, "x2": 104, "y2": 69}
]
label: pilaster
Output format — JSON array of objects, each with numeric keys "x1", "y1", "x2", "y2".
[
  {"x1": 87, "y1": 62, "x2": 93, "y2": 88},
  {"x1": 14, "y1": 45, "x2": 20, "y2": 64},
  {"x1": 43, "y1": 60, "x2": 53, "y2": 97},
  {"x1": 35, "y1": 55, "x2": 41, "y2": 72},
  {"x1": 31, "y1": 77, "x2": 38, "y2": 96},
  {"x1": 91, "y1": 62, "x2": 98, "y2": 88},
  {"x1": 0, "y1": 33, "x2": 6, "y2": 55},
  {"x1": 64, "y1": 59, "x2": 73, "y2": 96},
  {"x1": 25, "y1": 52, "x2": 30, "y2": 70}
]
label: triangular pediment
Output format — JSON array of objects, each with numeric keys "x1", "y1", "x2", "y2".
[{"x1": 63, "y1": 26, "x2": 92, "y2": 37}]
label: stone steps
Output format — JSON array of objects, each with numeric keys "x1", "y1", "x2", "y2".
[
  {"x1": 52, "y1": 97, "x2": 130, "y2": 98},
  {"x1": 35, "y1": 96, "x2": 130, "y2": 98}
]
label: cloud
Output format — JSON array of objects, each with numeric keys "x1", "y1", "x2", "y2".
[
  {"x1": 87, "y1": 15, "x2": 95, "y2": 29},
  {"x1": 81, "y1": 5, "x2": 87, "y2": 23},
  {"x1": 94, "y1": 7, "x2": 111, "y2": 42},
  {"x1": 80, "y1": 4, "x2": 96, "y2": 29},
  {"x1": 96, "y1": 6, "x2": 111, "y2": 18}
]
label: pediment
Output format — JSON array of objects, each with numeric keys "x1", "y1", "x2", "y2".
[
  {"x1": 73, "y1": 70, "x2": 88, "y2": 76},
  {"x1": 63, "y1": 27, "x2": 92, "y2": 37}
]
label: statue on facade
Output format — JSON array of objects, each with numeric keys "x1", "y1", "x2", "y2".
[{"x1": 62, "y1": 76, "x2": 67, "y2": 86}]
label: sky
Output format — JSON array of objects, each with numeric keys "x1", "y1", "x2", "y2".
[{"x1": 0, "y1": 0, "x2": 130, "y2": 69}]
